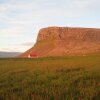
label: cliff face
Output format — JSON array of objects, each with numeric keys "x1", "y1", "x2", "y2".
[
  {"x1": 21, "y1": 27, "x2": 100, "y2": 57},
  {"x1": 38, "y1": 27, "x2": 100, "y2": 42}
]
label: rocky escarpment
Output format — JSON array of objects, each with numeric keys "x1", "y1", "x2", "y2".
[{"x1": 21, "y1": 27, "x2": 100, "y2": 57}]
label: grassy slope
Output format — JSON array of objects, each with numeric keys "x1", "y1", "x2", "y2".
[
  {"x1": 0, "y1": 55, "x2": 100, "y2": 100},
  {"x1": 20, "y1": 40, "x2": 55, "y2": 57}
]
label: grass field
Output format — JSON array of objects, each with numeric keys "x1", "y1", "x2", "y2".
[{"x1": 0, "y1": 55, "x2": 100, "y2": 100}]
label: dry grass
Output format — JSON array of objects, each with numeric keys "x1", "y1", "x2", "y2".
[{"x1": 0, "y1": 55, "x2": 100, "y2": 100}]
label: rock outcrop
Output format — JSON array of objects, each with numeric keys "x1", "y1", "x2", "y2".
[{"x1": 21, "y1": 27, "x2": 100, "y2": 57}]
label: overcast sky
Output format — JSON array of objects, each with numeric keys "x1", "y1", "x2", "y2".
[{"x1": 0, "y1": 0, "x2": 100, "y2": 52}]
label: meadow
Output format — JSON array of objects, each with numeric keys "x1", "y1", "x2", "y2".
[{"x1": 0, "y1": 55, "x2": 100, "y2": 100}]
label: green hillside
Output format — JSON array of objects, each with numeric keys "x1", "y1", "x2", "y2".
[{"x1": 0, "y1": 55, "x2": 100, "y2": 100}]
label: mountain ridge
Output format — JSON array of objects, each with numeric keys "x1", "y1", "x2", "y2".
[
  {"x1": 20, "y1": 27, "x2": 100, "y2": 58},
  {"x1": 0, "y1": 51, "x2": 21, "y2": 58}
]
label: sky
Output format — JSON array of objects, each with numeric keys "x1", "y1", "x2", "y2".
[{"x1": 0, "y1": 0, "x2": 100, "y2": 52}]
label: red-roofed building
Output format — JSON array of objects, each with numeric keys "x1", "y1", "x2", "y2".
[{"x1": 28, "y1": 52, "x2": 38, "y2": 58}]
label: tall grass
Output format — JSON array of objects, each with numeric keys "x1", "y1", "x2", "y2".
[{"x1": 0, "y1": 55, "x2": 100, "y2": 100}]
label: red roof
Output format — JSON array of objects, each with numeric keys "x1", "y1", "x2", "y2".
[{"x1": 30, "y1": 53, "x2": 38, "y2": 57}]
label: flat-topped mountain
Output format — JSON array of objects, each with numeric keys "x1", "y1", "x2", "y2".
[{"x1": 21, "y1": 27, "x2": 100, "y2": 57}]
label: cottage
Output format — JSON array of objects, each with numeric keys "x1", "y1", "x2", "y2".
[{"x1": 28, "y1": 53, "x2": 38, "y2": 58}]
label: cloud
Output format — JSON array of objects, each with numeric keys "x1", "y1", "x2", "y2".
[
  {"x1": 0, "y1": 0, "x2": 100, "y2": 52},
  {"x1": 21, "y1": 42, "x2": 34, "y2": 46},
  {"x1": 0, "y1": 0, "x2": 35, "y2": 37},
  {"x1": 0, "y1": 47, "x2": 25, "y2": 52},
  {"x1": 0, "y1": 43, "x2": 33, "y2": 52}
]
